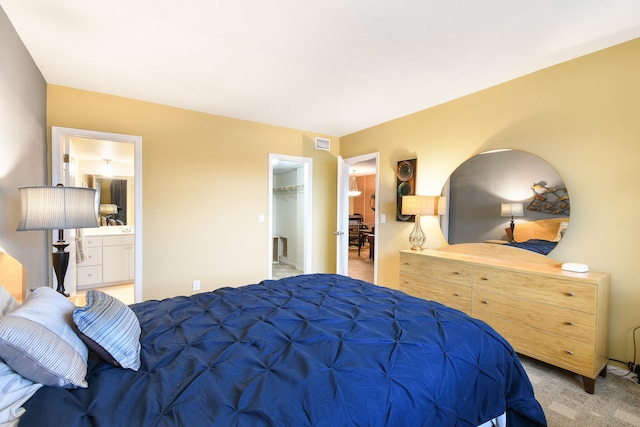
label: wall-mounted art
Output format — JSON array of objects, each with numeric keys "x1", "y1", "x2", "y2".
[
  {"x1": 396, "y1": 159, "x2": 417, "y2": 221},
  {"x1": 527, "y1": 181, "x2": 570, "y2": 215}
]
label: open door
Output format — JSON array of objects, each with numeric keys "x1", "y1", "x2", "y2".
[
  {"x1": 51, "y1": 127, "x2": 142, "y2": 302},
  {"x1": 337, "y1": 153, "x2": 379, "y2": 282},
  {"x1": 268, "y1": 154, "x2": 312, "y2": 280}
]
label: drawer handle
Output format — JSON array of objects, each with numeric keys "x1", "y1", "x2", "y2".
[
  {"x1": 481, "y1": 277, "x2": 489, "y2": 281},
  {"x1": 404, "y1": 262, "x2": 410, "y2": 265},
  {"x1": 566, "y1": 292, "x2": 575, "y2": 297},
  {"x1": 565, "y1": 350, "x2": 574, "y2": 355},
  {"x1": 453, "y1": 292, "x2": 461, "y2": 297},
  {"x1": 482, "y1": 300, "x2": 489, "y2": 304},
  {"x1": 452, "y1": 271, "x2": 461, "y2": 275},
  {"x1": 565, "y1": 321, "x2": 575, "y2": 326}
]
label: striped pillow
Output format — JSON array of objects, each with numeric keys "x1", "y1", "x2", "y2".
[
  {"x1": 0, "y1": 287, "x2": 88, "y2": 388},
  {"x1": 0, "y1": 285, "x2": 19, "y2": 316},
  {"x1": 72, "y1": 290, "x2": 141, "y2": 371}
]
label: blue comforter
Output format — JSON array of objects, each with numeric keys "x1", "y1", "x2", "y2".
[
  {"x1": 21, "y1": 274, "x2": 546, "y2": 426},
  {"x1": 507, "y1": 239, "x2": 557, "y2": 255}
]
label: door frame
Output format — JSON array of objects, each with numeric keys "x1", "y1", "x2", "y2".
[
  {"x1": 51, "y1": 126, "x2": 143, "y2": 302},
  {"x1": 268, "y1": 153, "x2": 313, "y2": 279},
  {"x1": 337, "y1": 152, "x2": 379, "y2": 282}
]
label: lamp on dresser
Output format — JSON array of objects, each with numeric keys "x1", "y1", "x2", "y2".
[
  {"x1": 17, "y1": 185, "x2": 98, "y2": 296},
  {"x1": 500, "y1": 201, "x2": 524, "y2": 242},
  {"x1": 401, "y1": 195, "x2": 442, "y2": 250}
]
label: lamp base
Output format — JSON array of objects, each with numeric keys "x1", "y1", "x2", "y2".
[
  {"x1": 509, "y1": 218, "x2": 516, "y2": 243},
  {"x1": 408, "y1": 216, "x2": 425, "y2": 250},
  {"x1": 52, "y1": 241, "x2": 70, "y2": 297}
]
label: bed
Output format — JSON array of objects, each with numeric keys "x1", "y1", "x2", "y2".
[
  {"x1": 505, "y1": 217, "x2": 569, "y2": 255},
  {"x1": 1, "y1": 253, "x2": 546, "y2": 426}
]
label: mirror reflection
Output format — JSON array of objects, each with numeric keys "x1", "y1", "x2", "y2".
[{"x1": 441, "y1": 149, "x2": 569, "y2": 255}]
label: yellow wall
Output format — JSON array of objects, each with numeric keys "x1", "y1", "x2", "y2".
[
  {"x1": 47, "y1": 38, "x2": 640, "y2": 363},
  {"x1": 47, "y1": 87, "x2": 339, "y2": 300},
  {"x1": 341, "y1": 38, "x2": 640, "y2": 362}
]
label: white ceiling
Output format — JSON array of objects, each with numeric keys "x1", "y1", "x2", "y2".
[{"x1": 3, "y1": 1, "x2": 640, "y2": 137}]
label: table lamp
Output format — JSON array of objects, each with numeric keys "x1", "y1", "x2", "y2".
[
  {"x1": 17, "y1": 185, "x2": 99, "y2": 296},
  {"x1": 401, "y1": 195, "x2": 441, "y2": 250},
  {"x1": 500, "y1": 202, "x2": 524, "y2": 242}
]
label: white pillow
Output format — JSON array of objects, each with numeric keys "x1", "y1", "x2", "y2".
[
  {"x1": 0, "y1": 287, "x2": 88, "y2": 388},
  {"x1": 0, "y1": 285, "x2": 19, "y2": 316},
  {"x1": 0, "y1": 361, "x2": 42, "y2": 425}
]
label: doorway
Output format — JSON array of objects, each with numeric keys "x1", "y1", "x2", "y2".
[
  {"x1": 268, "y1": 154, "x2": 312, "y2": 279},
  {"x1": 337, "y1": 153, "x2": 379, "y2": 283},
  {"x1": 51, "y1": 127, "x2": 142, "y2": 302}
]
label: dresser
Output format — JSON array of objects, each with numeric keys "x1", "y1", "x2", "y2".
[{"x1": 399, "y1": 243, "x2": 610, "y2": 393}]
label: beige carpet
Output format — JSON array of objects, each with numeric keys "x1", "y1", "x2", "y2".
[{"x1": 519, "y1": 355, "x2": 640, "y2": 426}]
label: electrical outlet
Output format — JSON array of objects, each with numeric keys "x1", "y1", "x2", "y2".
[{"x1": 192, "y1": 280, "x2": 200, "y2": 291}]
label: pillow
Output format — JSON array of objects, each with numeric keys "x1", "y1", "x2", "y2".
[
  {"x1": 0, "y1": 361, "x2": 43, "y2": 425},
  {"x1": 0, "y1": 287, "x2": 88, "y2": 388},
  {"x1": 0, "y1": 285, "x2": 19, "y2": 316},
  {"x1": 72, "y1": 290, "x2": 141, "y2": 371}
]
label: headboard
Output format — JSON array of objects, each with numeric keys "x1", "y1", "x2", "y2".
[
  {"x1": 0, "y1": 252, "x2": 27, "y2": 304},
  {"x1": 507, "y1": 217, "x2": 569, "y2": 242}
]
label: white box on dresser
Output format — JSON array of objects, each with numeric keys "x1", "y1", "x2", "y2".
[{"x1": 399, "y1": 243, "x2": 610, "y2": 394}]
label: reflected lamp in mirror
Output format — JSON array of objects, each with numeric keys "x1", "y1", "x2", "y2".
[
  {"x1": 401, "y1": 195, "x2": 442, "y2": 250},
  {"x1": 99, "y1": 204, "x2": 118, "y2": 215},
  {"x1": 500, "y1": 202, "x2": 524, "y2": 242},
  {"x1": 17, "y1": 185, "x2": 99, "y2": 296}
]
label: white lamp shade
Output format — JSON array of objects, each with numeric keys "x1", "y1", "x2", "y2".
[
  {"x1": 17, "y1": 186, "x2": 99, "y2": 231},
  {"x1": 401, "y1": 195, "x2": 441, "y2": 216},
  {"x1": 500, "y1": 202, "x2": 525, "y2": 217}
]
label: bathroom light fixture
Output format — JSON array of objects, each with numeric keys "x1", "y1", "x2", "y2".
[
  {"x1": 103, "y1": 159, "x2": 114, "y2": 177},
  {"x1": 17, "y1": 185, "x2": 99, "y2": 295}
]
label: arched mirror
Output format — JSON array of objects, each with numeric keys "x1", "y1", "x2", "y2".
[{"x1": 441, "y1": 149, "x2": 569, "y2": 255}]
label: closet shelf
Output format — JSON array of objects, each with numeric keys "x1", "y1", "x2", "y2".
[{"x1": 273, "y1": 184, "x2": 304, "y2": 196}]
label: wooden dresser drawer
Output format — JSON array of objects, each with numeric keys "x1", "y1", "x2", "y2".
[
  {"x1": 399, "y1": 273, "x2": 471, "y2": 314},
  {"x1": 475, "y1": 312, "x2": 596, "y2": 377},
  {"x1": 400, "y1": 253, "x2": 471, "y2": 286},
  {"x1": 472, "y1": 288, "x2": 596, "y2": 344},
  {"x1": 473, "y1": 266, "x2": 597, "y2": 313}
]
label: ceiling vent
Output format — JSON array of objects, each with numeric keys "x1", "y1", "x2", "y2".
[{"x1": 314, "y1": 137, "x2": 330, "y2": 151}]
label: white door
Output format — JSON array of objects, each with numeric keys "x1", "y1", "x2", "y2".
[{"x1": 336, "y1": 156, "x2": 348, "y2": 275}]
